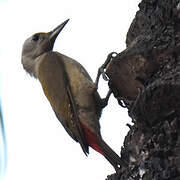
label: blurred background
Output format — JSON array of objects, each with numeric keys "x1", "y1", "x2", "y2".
[
  {"x1": 0, "y1": 96, "x2": 7, "y2": 180},
  {"x1": 0, "y1": 0, "x2": 140, "y2": 179}
]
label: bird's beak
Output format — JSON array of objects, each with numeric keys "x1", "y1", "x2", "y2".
[{"x1": 49, "y1": 19, "x2": 69, "y2": 42}]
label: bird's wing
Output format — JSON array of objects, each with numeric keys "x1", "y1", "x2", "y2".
[
  {"x1": 65, "y1": 84, "x2": 89, "y2": 155},
  {"x1": 53, "y1": 110, "x2": 79, "y2": 142},
  {"x1": 37, "y1": 52, "x2": 89, "y2": 155}
]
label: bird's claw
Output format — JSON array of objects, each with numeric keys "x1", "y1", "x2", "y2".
[
  {"x1": 103, "y1": 52, "x2": 118, "y2": 69},
  {"x1": 99, "y1": 67, "x2": 109, "y2": 81},
  {"x1": 102, "y1": 73, "x2": 109, "y2": 81},
  {"x1": 95, "y1": 52, "x2": 118, "y2": 89}
]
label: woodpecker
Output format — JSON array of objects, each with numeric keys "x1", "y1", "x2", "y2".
[{"x1": 21, "y1": 19, "x2": 127, "y2": 170}]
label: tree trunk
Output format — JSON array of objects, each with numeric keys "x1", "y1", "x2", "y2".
[{"x1": 105, "y1": 0, "x2": 180, "y2": 179}]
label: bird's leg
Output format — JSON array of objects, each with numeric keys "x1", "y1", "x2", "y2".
[
  {"x1": 95, "y1": 52, "x2": 118, "y2": 89},
  {"x1": 95, "y1": 52, "x2": 118, "y2": 108},
  {"x1": 101, "y1": 89, "x2": 112, "y2": 108}
]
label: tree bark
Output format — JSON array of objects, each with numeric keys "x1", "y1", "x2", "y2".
[{"x1": 105, "y1": 0, "x2": 180, "y2": 179}]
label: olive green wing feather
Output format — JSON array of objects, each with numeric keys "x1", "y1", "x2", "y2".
[{"x1": 37, "y1": 52, "x2": 89, "y2": 155}]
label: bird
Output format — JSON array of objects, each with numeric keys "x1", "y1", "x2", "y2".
[{"x1": 21, "y1": 19, "x2": 127, "y2": 170}]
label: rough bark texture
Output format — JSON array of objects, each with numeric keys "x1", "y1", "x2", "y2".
[{"x1": 105, "y1": 0, "x2": 180, "y2": 179}]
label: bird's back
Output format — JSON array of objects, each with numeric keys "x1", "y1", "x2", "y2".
[
  {"x1": 53, "y1": 52, "x2": 102, "y2": 135},
  {"x1": 36, "y1": 51, "x2": 102, "y2": 141}
]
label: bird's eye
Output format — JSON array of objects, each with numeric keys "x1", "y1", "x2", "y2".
[{"x1": 32, "y1": 34, "x2": 39, "y2": 42}]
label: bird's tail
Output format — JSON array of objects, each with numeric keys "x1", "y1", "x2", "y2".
[
  {"x1": 98, "y1": 137, "x2": 128, "y2": 170},
  {"x1": 81, "y1": 123, "x2": 127, "y2": 170}
]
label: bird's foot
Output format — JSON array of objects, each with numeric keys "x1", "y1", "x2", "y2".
[
  {"x1": 101, "y1": 90, "x2": 112, "y2": 108},
  {"x1": 95, "y1": 52, "x2": 118, "y2": 89}
]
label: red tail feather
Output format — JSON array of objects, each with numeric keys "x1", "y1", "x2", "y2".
[{"x1": 82, "y1": 124, "x2": 104, "y2": 155}]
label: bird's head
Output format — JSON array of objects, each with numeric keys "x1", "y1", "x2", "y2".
[{"x1": 21, "y1": 19, "x2": 69, "y2": 76}]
